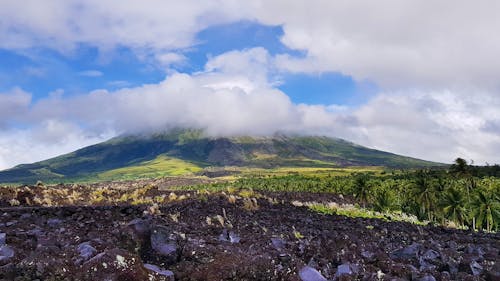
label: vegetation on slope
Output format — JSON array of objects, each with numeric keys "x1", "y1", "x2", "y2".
[{"x1": 0, "y1": 129, "x2": 439, "y2": 184}]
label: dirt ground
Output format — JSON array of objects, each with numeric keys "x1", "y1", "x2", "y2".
[{"x1": 0, "y1": 185, "x2": 499, "y2": 280}]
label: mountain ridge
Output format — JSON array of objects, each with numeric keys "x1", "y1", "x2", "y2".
[{"x1": 0, "y1": 130, "x2": 442, "y2": 184}]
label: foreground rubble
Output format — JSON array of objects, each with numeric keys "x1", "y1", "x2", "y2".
[{"x1": 0, "y1": 192, "x2": 498, "y2": 280}]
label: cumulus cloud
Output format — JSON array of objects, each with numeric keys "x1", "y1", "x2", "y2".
[
  {"x1": 0, "y1": 88, "x2": 32, "y2": 128},
  {"x1": 250, "y1": 0, "x2": 500, "y2": 89},
  {"x1": 1, "y1": 1, "x2": 500, "y2": 168},
  {"x1": 0, "y1": 0, "x2": 248, "y2": 53},
  {"x1": 0, "y1": 123, "x2": 112, "y2": 170}
]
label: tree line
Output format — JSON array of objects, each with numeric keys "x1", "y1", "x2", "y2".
[{"x1": 232, "y1": 158, "x2": 499, "y2": 232}]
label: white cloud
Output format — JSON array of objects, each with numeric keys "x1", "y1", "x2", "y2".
[
  {"x1": 0, "y1": 88, "x2": 32, "y2": 128},
  {"x1": 0, "y1": 0, "x2": 247, "y2": 54},
  {"x1": 0, "y1": 122, "x2": 112, "y2": 170},
  {"x1": 1, "y1": 2, "x2": 500, "y2": 168},
  {"x1": 250, "y1": 0, "x2": 500, "y2": 90}
]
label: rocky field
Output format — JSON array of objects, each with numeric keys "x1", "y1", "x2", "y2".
[{"x1": 0, "y1": 183, "x2": 498, "y2": 280}]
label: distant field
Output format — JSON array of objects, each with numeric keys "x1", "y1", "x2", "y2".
[{"x1": 97, "y1": 155, "x2": 203, "y2": 181}]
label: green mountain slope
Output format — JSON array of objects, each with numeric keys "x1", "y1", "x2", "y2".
[{"x1": 0, "y1": 130, "x2": 441, "y2": 183}]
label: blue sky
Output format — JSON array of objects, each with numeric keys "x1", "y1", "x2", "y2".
[
  {"x1": 0, "y1": 1, "x2": 499, "y2": 168},
  {"x1": 0, "y1": 21, "x2": 364, "y2": 106}
]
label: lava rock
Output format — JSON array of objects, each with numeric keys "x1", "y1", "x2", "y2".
[
  {"x1": 81, "y1": 248, "x2": 149, "y2": 281},
  {"x1": 361, "y1": 250, "x2": 376, "y2": 262},
  {"x1": 418, "y1": 274, "x2": 436, "y2": 281},
  {"x1": 299, "y1": 266, "x2": 328, "y2": 281},
  {"x1": 218, "y1": 229, "x2": 240, "y2": 244},
  {"x1": 77, "y1": 242, "x2": 97, "y2": 261},
  {"x1": 0, "y1": 245, "x2": 14, "y2": 263},
  {"x1": 151, "y1": 226, "x2": 179, "y2": 264},
  {"x1": 271, "y1": 237, "x2": 286, "y2": 251},
  {"x1": 391, "y1": 243, "x2": 421, "y2": 260},
  {"x1": 128, "y1": 218, "x2": 151, "y2": 239},
  {"x1": 144, "y1": 263, "x2": 175, "y2": 280},
  {"x1": 470, "y1": 260, "x2": 483, "y2": 276},
  {"x1": 336, "y1": 263, "x2": 359, "y2": 277},
  {"x1": 47, "y1": 218, "x2": 62, "y2": 227},
  {"x1": 422, "y1": 249, "x2": 440, "y2": 261}
]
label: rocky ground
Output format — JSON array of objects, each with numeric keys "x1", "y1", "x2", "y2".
[{"x1": 0, "y1": 185, "x2": 499, "y2": 280}]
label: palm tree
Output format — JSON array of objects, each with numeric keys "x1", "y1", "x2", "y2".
[
  {"x1": 470, "y1": 190, "x2": 500, "y2": 232},
  {"x1": 450, "y1": 158, "x2": 469, "y2": 177},
  {"x1": 352, "y1": 173, "x2": 371, "y2": 208},
  {"x1": 412, "y1": 170, "x2": 437, "y2": 221},
  {"x1": 373, "y1": 188, "x2": 397, "y2": 212},
  {"x1": 440, "y1": 187, "x2": 467, "y2": 227}
]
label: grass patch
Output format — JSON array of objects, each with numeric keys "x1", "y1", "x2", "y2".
[
  {"x1": 97, "y1": 155, "x2": 202, "y2": 181},
  {"x1": 307, "y1": 202, "x2": 427, "y2": 225}
]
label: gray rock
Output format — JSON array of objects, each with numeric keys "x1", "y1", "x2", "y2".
[
  {"x1": 470, "y1": 260, "x2": 483, "y2": 276},
  {"x1": 151, "y1": 226, "x2": 178, "y2": 262},
  {"x1": 218, "y1": 229, "x2": 240, "y2": 244},
  {"x1": 418, "y1": 274, "x2": 436, "y2": 281},
  {"x1": 271, "y1": 237, "x2": 286, "y2": 251},
  {"x1": 335, "y1": 263, "x2": 358, "y2": 277},
  {"x1": 47, "y1": 218, "x2": 62, "y2": 227},
  {"x1": 391, "y1": 243, "x2": 421, "y2": 260},
  {"x1": 229, "y1": 231, "x2": 240, "y2": 243},
  {"x1": 0, "y1": 245, "x2": 14, "y2": 262},
  {"x1": 299, "y1": 266, "x2": 328, "y2": 281},
  {"x1": 77, "y1": 242, "x2": 97, "y2": 260},
  {"x1": 0, "y1": 233, "x2": 5, "y2": 245},
  {"x1": 144, "y1": 263, "x2": 174, "y2": 280},
  {"x1": 128, "y1": 218, "x2": 151, "y2": 237},
  {"x1": 336, "y1": 264, "x2": 352, "y2": 276},
  {"x1": 361, "y1": 250, "x2": 376, "y2": 262},
  {"x1": 422, "y1": 249, "x2": 440, "y2": 261}
]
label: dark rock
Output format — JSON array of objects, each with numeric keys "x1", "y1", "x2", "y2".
[
  {"x1": 466, "y1": 244, "x2": 485, "y2": 257},
  {"x1": 422, "y1": 249, "x2": 440, "y2": 261},
  {"x1": 0, "y1": 233, "x2": 5, "y2": 245},
  {"x1": 299, "y1": 266, "x2": 328, "y2": 281},
  {"x1": 335, "y1": 263, "x2": 354, "y2": 277},
  {"x1": 80, "y1": 248, "x2": 149, "y2": 280},
  {"x1": 128, "y1": 218, "x2": 151, "y2": 238},
  {"x1": 470, "y1": 260, "x2": 483, "y2": 276},
  {"x1": 485, "y1": 268, "x2": 500, "y2": 281},
  {"x1": 77, "y1": 242, "x2": 97, "y2": 260},
  {"x1": 418, "y1": 274, "x2": 436, "y2": 281},
  {"x1": 151, "y1": 226, "x2": 179, "y2": 264},
  {"x1": 47, "y1": 218, "x2": 62, "y2": 227},
  {"x1": 361, "y1": 250, "x2": 376, "y2": 262},
  {"x1": 0, "y1": 245, "x2": 14, "y2": 263},
  {"x1": 391, "y1": 243, "x2": 421, "y2": 260},
  {"x1": 20, "y1": 213, "x2": 31, "y2": 220},
  {"x1": 271, "y1": 237, "x2": 286, "y2": 251},
  {"x1": 229, "y1": 231, "x2": 240, "y2": 243},
  {"x1": 218, "y1": 229, "x2": 240, "y2": 244},
  {"x1": 144, "y1": 263, "x2": 175, "y2": 280}
]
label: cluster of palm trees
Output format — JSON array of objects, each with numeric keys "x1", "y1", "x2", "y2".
[
  {"x1": 232, "y1": 158, "x2": 499, "y2": 232},
  {"x1": 355, "y1": 158, "x2": 499, "y2": 231}
]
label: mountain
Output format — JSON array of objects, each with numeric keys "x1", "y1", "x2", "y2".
[{"x1": 0, "y1": 129, "x2": 440, "y2": 184}]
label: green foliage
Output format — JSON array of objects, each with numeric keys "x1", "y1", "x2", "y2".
[
  {"x1": 470, "y1": 189, "x2": 500, "y2": 232},
  {"x1": 0, "y1": 132, "x2": 439, "y2": 184},
  {"x1": 97, "y1": 155, "x2": 202, "y2": 180}
]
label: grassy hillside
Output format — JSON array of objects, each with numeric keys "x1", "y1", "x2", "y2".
[{"x1": 0, "y1": 129, "x2": 441, "y2": 184}]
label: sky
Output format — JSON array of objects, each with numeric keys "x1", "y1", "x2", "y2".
[{"x1": 1, "y1": 0, "x2": 500, "y2": 169}]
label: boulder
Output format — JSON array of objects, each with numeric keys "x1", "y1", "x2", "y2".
[{"x1": 299, "y1": 266, "x2": 328, "y2": 281}]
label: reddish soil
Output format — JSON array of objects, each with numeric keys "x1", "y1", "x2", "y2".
[{"x1": 0, "y1": 188, "x2": 498, "y2": 280}]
